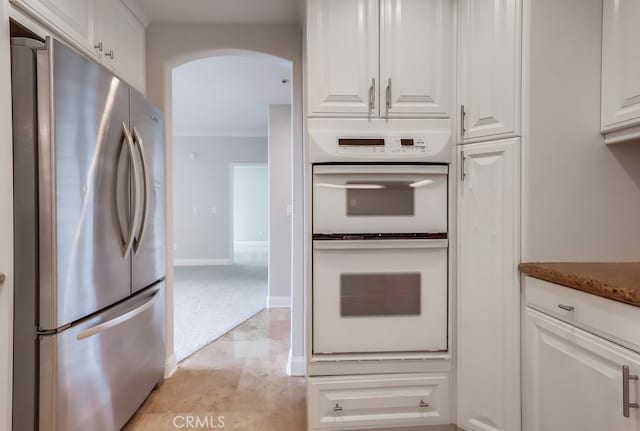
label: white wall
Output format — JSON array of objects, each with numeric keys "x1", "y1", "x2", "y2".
[
  {"x1": 526, "y1": 0, "x2": 640, "y2": 261},
  {"x1": 233, "y1": 165, "x2": 269, "y2": 243},
  {"x1": 172, "y1": 136, "x2": 267, "y2": 264},
  {"x1": 146, "y1": 23, "x2": 304, "y2": 376},
  {"x1": 268, "y1": 105, "x2": 292, "y2": 308},
  {"x1": 0, "y1": 1, "x2": 14, "y2": 428}
]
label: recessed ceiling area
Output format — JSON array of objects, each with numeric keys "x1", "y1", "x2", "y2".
[
  {"x1": 136, "y1": 0, "x2": 301, "y2": 24},
  {"x1": 172, "y1": 56, "x2": 292, "y2": 137}
]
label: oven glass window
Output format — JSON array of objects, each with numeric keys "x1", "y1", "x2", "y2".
[
  {"x1": 340, "y1": 273, "x2": 421, "y2": 317},
  {"x1": 346, "y1": 181, "x2": 414, "y2": 216}
]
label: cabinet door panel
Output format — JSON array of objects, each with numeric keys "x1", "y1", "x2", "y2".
[
  {"x1": 458, "y1": 0, "x2": 521, "y2": 142},
  {"x1": 601, "y1": 0, "x2": 640, "y2": 132},
  {"x1": 11, "y1": 0, "x2": 95, "y2": 50},
  {"x1": 381, "y1": 0, "x2": 451, "y2": 118},
  {"x1": 457, "y1": 138, "x2": 520, "y2": 431},
  {"x1": 525, "y1": 308, "x2": 640, "y2": 431},
  {"x1": 307, "y1": 0, "x2": 379, "y2": 117},
  {"x1": 98, "y1": 0, "x2": 146, "y2": 93}
]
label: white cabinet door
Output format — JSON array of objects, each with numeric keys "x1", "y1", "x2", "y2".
[
  {"x1": 457, "y1": 138, "x2": 520, "y2": 431},
  {"x1": 307, "y1": 0, "x2": 379, "y2": 117},
  {"x1": 11, "y1": 0, "x2": 95, "y2": 51},
  {"x1": 525, "y1": 308, "x2": 640, "y2": 431},
  {"x1": 457, "y1": 0, "x2": 521, "y2": 143},
  {"x1": 601, "y1": 0, "x2": 640, "y2": 134},
  {"x1": 96, "y1": 0, "x2": 146, "y2": 93},
  {"x1": 380, "y1": 0, "x2": 451, "y2": 118}
]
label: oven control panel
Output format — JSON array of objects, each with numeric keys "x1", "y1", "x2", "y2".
[{"x1": 337, "y1": 137, "x2": 428, "y2": 155}]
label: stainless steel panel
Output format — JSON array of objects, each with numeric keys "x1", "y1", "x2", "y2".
[
  {"x1": 38, "y1": 38, "x2": 132, "y2": 329},
  {"x1": 11, "y1": 37, "x2": 43, "y2": 431},
  {"x1": 130, "y1": 89, "x2": 166, "y2": 292},
  {"x1": 39, "y1": 282, "x2": 166, "y2": 431}
]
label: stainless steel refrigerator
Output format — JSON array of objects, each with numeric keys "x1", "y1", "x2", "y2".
[{"x1": 11, "y1": 36, "x2": 166, "y2": 431}]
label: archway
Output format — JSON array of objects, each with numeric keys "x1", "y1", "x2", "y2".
[{"x1": 152, "y1": 41, "x2": 303, "y2": 376}]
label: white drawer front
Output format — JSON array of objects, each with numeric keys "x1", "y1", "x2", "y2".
[
  {"x1": 313, "y1": 165, "x2": 448, "y2": 234},
  {"x1": 308, "y1": 374, "x2": 450, "y2": 430},
  {"x1": 524, "y1": 276, "x2": 640, "y2": 350}
]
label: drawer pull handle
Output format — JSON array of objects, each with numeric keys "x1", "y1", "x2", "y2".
[
  {"x1": 333, "y1": 403, "x2": 343, "y2": 412},
  {"x1": 623, "y1": 365, "x2": 639, "y2": 417},
  {"x1": 558, "y1": 304, "x2": 575, "y2": 312},
  {"x1": 419, "y1": 400, "x2": 430, "y2": 408}
]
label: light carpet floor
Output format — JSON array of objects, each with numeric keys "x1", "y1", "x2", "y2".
[{"x1": 173, "y1": 243, "x2": 268, "y2": 361}]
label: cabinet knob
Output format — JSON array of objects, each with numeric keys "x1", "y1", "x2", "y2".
[
  {"x1": 94, "y1": 41, "x2": 103, "y2": 52},
  {"x1": 333, "y1": 403, "x2": 343, "y2": 412},
  {"x1": 105, "y1": 49, "x2": 114, "y2": 59},
  {"x1": 419, "y1": 400, "x2": 430, "y2": 408},
  {"x1": 0, "y1": 273, "x2": 5, "y2": 284},
  {"x1": 557, "y1": 304, "x2": 575, "y2": 312}
]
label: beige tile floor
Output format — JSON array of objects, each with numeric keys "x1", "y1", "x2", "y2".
[{"x1": 125, "y1": 308, "x2": 307, "y2": 431}]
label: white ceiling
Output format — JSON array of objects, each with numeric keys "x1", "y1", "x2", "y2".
[
  {"x1": 135, "y1": 0, "x2": 301, "y2": 24},
  {"x1": 172, "y1": 56, "x2": 292, "y2": 137}
]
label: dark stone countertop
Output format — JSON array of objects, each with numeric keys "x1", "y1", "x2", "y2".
[{"x1": 519, "y1": 262, "x2": 640, "y2": 307}]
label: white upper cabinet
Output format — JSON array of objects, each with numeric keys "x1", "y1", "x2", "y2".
[
  {"x1": 11, "y1": 0, "x2": 146, "y2": 94},
  {"x1": 525, "y1": 309, "x2": 640, "y2": 431},
  {"x1": 380, "y1": 0, "x2": 451, "y2": 118},
  {"x1": 10, "y1": 0, "x2": 96, "y2": 52},
  {"x1": 457, "y1": 0, "x2": 521, "y2": 143},
  {"x1": 457, "y1": 138, "x2": 520, "y2": 431},
  {"x1": 95, "y1": 0, "x2": 146, "y2": 93},
  {"x1": 307, "y1": 0, "x2": 379, "y2": 117},
  {"x1": 601, "y1": 0, "x2": 640, "y2": 143},
  {"x1": 307, "y1": 0, "x2": 451, "y2": 118}
]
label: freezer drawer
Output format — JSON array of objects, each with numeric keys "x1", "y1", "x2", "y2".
[
  {"x1": 313, "y1": 240, "x2": 448, "y2": 354},
  {"x1": 39, "y1": 282, "x2": 166, "y2": 431},
  {"x1": 313, "y1": 165, "x2": 448, "y2": 234}
]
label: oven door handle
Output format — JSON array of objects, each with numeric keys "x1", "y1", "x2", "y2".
[
  {"x1": 313, "y1": 239, "x2": 448, "y2": 250},
  {"x1": 313, "y1": 165, "x2": 448, "y2": 176}
]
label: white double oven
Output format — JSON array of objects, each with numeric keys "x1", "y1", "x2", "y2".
[{"x1": 310, "y1": 119, "x2": 453, "y2": 357}]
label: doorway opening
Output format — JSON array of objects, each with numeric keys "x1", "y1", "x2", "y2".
[{"x1": 171, "y1": 54, "x2": 292, "y2": 362}]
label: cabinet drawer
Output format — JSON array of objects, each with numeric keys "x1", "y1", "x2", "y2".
[
  {"x1": 307, "y1": 373, "x2": 450, "y2": 430},
  {"x1": 524, "y1": 276, "x2": 640, "y2": 350}
]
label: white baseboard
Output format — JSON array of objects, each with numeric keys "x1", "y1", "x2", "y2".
[
  {"x1": 234, "y1": 240, "x2": 268, "y2": 247},
  {"x1": 267, "y1": 295, "x2": 291, "y2": 308},
  {"x1": 174, "y1": 258, "x2": 232, "y2": 266},
  {"x1": 286, "y1": 350, "x2": 306, "y2": 376},
  {"x1": 164, "y1": 352, "x2": 178, "y2": 379}
]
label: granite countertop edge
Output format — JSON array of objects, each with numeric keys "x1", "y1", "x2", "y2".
[{"x1": 519, "y1": 262, "x2": 640, "y2": 308}]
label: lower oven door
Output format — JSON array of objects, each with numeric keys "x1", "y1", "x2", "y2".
[{"x1": 313, "y1": 239, "x2": 448, "y2": 354}]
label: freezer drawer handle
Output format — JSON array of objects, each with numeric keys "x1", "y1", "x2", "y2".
[
  {"x1": 76, "y1": 290, "x2": 158, "y2": 340},
  {"x1": 121, "y1": 122, "x2": 141, "y2": 257},
  {"x1": 132, "y1": 126, "x2": 150, "y2": 253},
  {"x1": 623, "y1": 365, "x2": 639, "y2": 417}
]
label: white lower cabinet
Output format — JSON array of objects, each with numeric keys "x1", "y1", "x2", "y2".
[
  {"x1": 456, "y1": 138, "x2": 521, "y2": 431},
  {"x1": 307, "y1": 373, "x2": 450, "y2": 430},
  {"x1": 525, "y1": 308, "x2": 640, "y2": 431}
]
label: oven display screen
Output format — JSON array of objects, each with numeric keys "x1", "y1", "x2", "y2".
[
  {"x1": 346, "y1": 181, "x2": 415, "y2": 216},
  {"x1": 340, "y1": 273, "x2": 421, "y2": 317}
]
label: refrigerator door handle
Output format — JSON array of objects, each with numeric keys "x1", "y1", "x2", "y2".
[
  {"x1": 76, "y1": 289, "x2": 159, "y2": 340},
  {"x1": 122, "y1": 122, "x2": 140, "y2": 257},
  {"x1": 132, "y1": 126, "x2": 149, "y2": 253}
]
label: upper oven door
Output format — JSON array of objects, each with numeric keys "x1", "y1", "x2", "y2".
[{"x1": 313, "y1": 165, "x2": 448, "y2": 234}]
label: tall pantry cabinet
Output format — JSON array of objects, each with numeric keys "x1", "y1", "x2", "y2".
[{"x1": 456, "y1": 0, "x2": 522, "y2": 430}]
